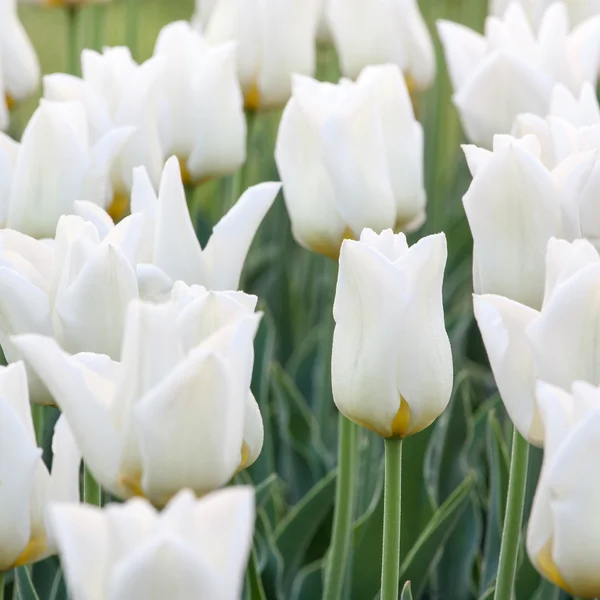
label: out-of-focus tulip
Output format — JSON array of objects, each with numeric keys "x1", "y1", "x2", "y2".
[
  {"x1": 437, "y1": 2, "x2": 600, "y2": 148},
  {"x1": 474, "y1": 237, "x2": 600, "y2": 446},
  {"x1": 0, "y1": 214, "x2": 141, "y2": 402},
  {"x1": 491, "y1": 0, "x2": 600, "y2": 28},
  {"x1": 275, "y1": 65, "x2": 426, "y2": 259},
  {"x1": 331, "y1": 229, "x2": 453, "y2": 438},
  {"x1": 528, "y1": 380, "x2": 600, "y2": 597},
  {"x1": 14, "y1": 288, "x2": 264, "y2": 506},
  {"x1": 0, "y1": 361, "x2": 80, "y2": 571},
  {"x1": 76, "y1": 156, "x2": 279, "y2": 294},
  {"x1": 202, "y1": 0, "x2": 320, "y2": 110},
  {"x1": 0, "y1": 0, "x2": 40, "y2": 131},
  {"x1": 0, "y1": 100, "x2": 132, "y2": 238},
  {"x1": 43, "y1": 47, "x2": 164, "y2": 200},
  {"x1": 153, "y1": 22, "x2": 245, "y2": 183},
  {"x1": 50, "y1": 487, "x2": 254, "y2": 600},
  {"x1": 327, "y1": 0, "x2": 435, "y2": 90},
  {"x1": 462, "y1": 134, "x2": 563, "y2": 308}
]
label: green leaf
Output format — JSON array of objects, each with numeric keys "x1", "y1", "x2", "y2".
[
  {"x1": 245, "y1": 547, "x2": 267, "y2": 600},
  {"x1": 479, "y1": 586, "x2": 495, "y2": 600},
  {"x1": 290, "y1": 560, "x2": 325, "y2": 600},
  {"x1": 15, "y1": 567, "x2": 40, "y2": 600},
  {"x1": 399, "y1": 474, "x2": 475, "y2": 597},
  {"x1": 480, "y1": 411, "x2": 510, "y2": 594},
  {"x1": 274, "y1": 469, "x2": 336, "y2": 594},
  {"x1": 401, "y1": 581, "x2": 414, "y2": 600}
]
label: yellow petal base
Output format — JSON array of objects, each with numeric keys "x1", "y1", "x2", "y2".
[
  {"x1": 236, "y1": 441, "x2": 252, "y2": 474},
  {"x1": 537, "y1": 544, "x2": 572, "y2": 594},
  {"x1": 107, "y1": 191, "x2": 130, "y2": 222},
  {"x1": 352, "y1": 396, "x2": 412, "y2": 439},
  {"x1": 13, "y1": 536, "x2": 47, "y2": 567},
  {"x1": 5, "y1": 95, "x2": 15, "y2": 111},
  {"x1": 309, "y1": 227, "x2": 355, "y2": 261},
  {"x1": 244, "y1": 82, "x2": 261, "y2": 112},
  {"x1": 119, "y1": 471, "x2": 145, "y2": 499}
]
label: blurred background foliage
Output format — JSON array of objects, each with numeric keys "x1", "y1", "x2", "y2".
[{"x1": 9, "y1": 1, "x2": 571, "y2": 599}]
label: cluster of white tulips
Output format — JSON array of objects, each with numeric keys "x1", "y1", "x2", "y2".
[{"x1": 3, "y1": 0, "x2": 600, "y2": 598}]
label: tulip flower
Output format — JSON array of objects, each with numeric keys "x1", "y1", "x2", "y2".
[
  {"x1": 75, "y1": 156, "x2": 279, "y2": 293},
  {"x1": 202, "y1": 0, "x2": 321, "y2": 110},
  {"x1": 153, "y1": 22, "x2": 246, "y2": 183},
  {"x1": 437, "y1": 2, "x2": 600, "y2": 148},
  {"x1": 528, "y1": 380, "x2": 600, "y2": 597},
  {"x1": 43, "y1": 47, "x2": 164, "y2": 199},
  {"x1": 0, "y1": 214, "x2": 141, "y2": 402},
  {"x1": 0, "y1": 100, "x2": 132, "y2": 238},
  {"x1": 13, "y1": 289, "x2": 264, "y2": 506},
  {"x1": 474, "y1": 237, "x2": 600, "y2": 446},
  {"x1": 331, "y1": 229, "x2": 453, "y2": 438},
  {"x1": 0, "y1": 0, "x2": 40, "y2": 131},
  {"x1": 275, "y1": 65, "x2": 426, "y2": 259},
  {"x1": 50, "y1": 487, "x2": 254, "y2": 600},
  {"x1": 462, "y1": 134, "x2": 563, "y2": 308},
  {"x1": 326, "y1": 0, "x2": 435, "y2": 90},
  {"x1": 491, "y1": 0, "x2": 600, "y2": 28},
  {"x1": 0, "y1": 361, "x2": 80, "y2": 571}
]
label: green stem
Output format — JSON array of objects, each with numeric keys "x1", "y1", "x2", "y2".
[
  {"x1": 126, "y1": 0, "x2": 138, "y2": 59},
  {"x1": 66, "y1": 6, "x2": 80, "y2": 75},
  {"x1": 0, "y1": 571, "x2": 4, "y2": 600},
  {"x1": 323, "y1": 415, "x2": 358, "y2": 600},
  {"x1": 31, "y1": 405, "x2": 45, "y2": 447},
  {"x1": 381, "y1": 437, "x2": 403, "y2": 600},
  {"x1": 84, "y1": 464, "x2": 102, "y2": 506},
  {"x1": 230, "y1": 110, "x2": 257, "y2": 209},
  {"x1": 494, "y1": 429, "x2": 529, "y2": 600},
  {"x1": 90, "y1": 4, "x2": 107, "y2": 51}
]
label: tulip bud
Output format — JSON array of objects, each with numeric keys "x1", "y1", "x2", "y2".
[
  {"x1": 326, "y1": 0, "x2": 435, "y2": 90},
  {"x1": 13, "y1": 288, "x2": 264, "y2": 506},
  {"x1": 0, "y1": 361, "x2": 80, "y2": 571},
  {"x1": 437, "y1": 3, "x2": 600, "y2": 148},
  {"x1": 0, "y1": 0, "x2": 40, "y2": 131},
  {"x1": 203, "y1": 0, "x2": 320, "y2": 110},
  {"x1": 528, "y1": 380, "x2": 600, "y2": 597},
  {"x1": 276, "y1": 65, "x2": 426, "y2": 259},
  {"x1": 50, "y1": 487, "x2": 254, "y2": 600},
  {"x1": 474, "y1": 237, "x2": 600, "y2": 446},
  {"x1": 331, "y1": 229, "x2": 453, "y2": 438},
  {"x1": 153, "y1": 22, "x2": 246, "y2": 183}
]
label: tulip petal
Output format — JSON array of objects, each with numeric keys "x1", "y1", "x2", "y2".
[
  {"x1": 11, "y1": 334, "x2": 122, "y2": 496},
  {"x1": 73, "y1": 200, "x2": 115, "y2": 240},
  {"x1": 202, "y1": 182, "x2": 280, "y2": 290},
  {"x1": 49, "y1": 504, "x2": 110, "y2": 600},
  {"x1": 241, "y1": 392, "x2": 263, "y2": 470},
  {"x1": 473, "y1": 294, "x2": 541, "y2": 444}
]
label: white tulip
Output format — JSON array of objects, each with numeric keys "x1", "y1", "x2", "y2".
[
  {"x1": 528, "y1": 380, "x2": 600, "y2": 597},
  {"x1": 0, "y1": 214, "x2": 141, "y2": 402},
  {"x1": 13, "y1": 289, "x2": 264, "y2": 505},
  {"x1": 474, "y1": 237, "x2": 600, "y2": 446},
  {"x1": 276, "y1": 65, "x2": 426, "y2": 258},
  {"x1": 326, "y1": 0, "x2": 435, "y2": 90},
  {"x1": 332, "y1": 229, "x2": 453, "y2": 438},
  {"x1": 491, "y1": 0, "x2": 600, "y2": 28},
  {"x1": 77, "y1": 156, "x2": 279, "y2": 294},
  {"x1": 0, "y1": 0, "x2": 40, "y2": 131},
  {"x1": 462, "y1": 134, "x2": 563, "y2": 308},
  {"x1": 43, "y1": 47, "x2": 164, "y2": 199},
  {"x1": 0, "y1": 361, "x2": 80, "y2": 571},
  {"x1": 203, "y1": 0, "x2": 321, "y2": 109},
  {"x1": 437, "y1": 2, "x2": 600, "y2": 147},
  {"x1": 50, "y1": 487, "x2": 254, "y2": 600},
  {"x1": 0, "y1": 100, "x2": 132, "y2": 238},
  {"x1": 153, "y1": 22, "x2": 246, "y2": 183}
]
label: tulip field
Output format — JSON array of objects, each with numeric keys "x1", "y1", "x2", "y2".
[{"x1": 3, "y1": 0, "x2": 600, "y2": 599}]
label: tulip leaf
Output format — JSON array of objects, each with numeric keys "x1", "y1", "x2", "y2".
[
  {"x1": 401, "y1": 581, "x2": 414, "y2": 600},
  {"x1": 290, "y1": 559, "x2": 325, "y2": 600},
  {"x1": 274, "y1": 468, "x2": 336, "y2": 594},
  {"x1": 479, "y1": 586, "x2": 495, "y2": 600},
  {"x1": 15, "y1": 567, "x2": 41, "y2": 600},
  {"x1": 245, "y1": 547, "x2": 267, "y2": 600},
  {"x1": 399, "y1": 474, "x2": 475, "y2": 597}
]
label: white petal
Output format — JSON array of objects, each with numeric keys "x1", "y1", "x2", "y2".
[
  {"x1": 136, "y1": 264, "x2": 174, "y2": 302},
  {"x1": 73, "y1": 200, "x2": 115, "y2": 239},
  {"x1": 202, "y1": 182, "x2": 279, "y2": 290},
  {"x1": 240, "y1": 392, "x2": 263, "y2": 470}
]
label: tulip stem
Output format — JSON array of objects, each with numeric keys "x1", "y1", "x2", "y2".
[
  {"x1": 66, "y1": 6, "x2": 80, "y2": 76},
  {"x1": 381, "y1": 437, "x2": 403, "y2": 600},
  {"x1": 126, "y1": 0, "x2": 138, "y2": 59},
  {"x1": 32, "y1": 405, "x2": 45, "y2": 447},
  {"x1": 84, "y1": 464, "x2": 102, "y2": 506},
  {"x1": 494, "y1": 429, "x2": 529, "y2": 600},
  {"x1": 323, "y1": 415, "x2": 358, "y2": 600},
  {"x1": 90, "y1": 4, "x2": 107, "y2": 51},
  {"x1": 0, "y1": 572, "x2": 4, "y2": 600}
]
